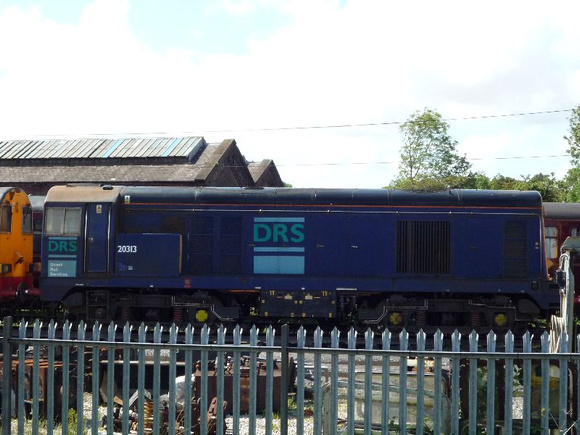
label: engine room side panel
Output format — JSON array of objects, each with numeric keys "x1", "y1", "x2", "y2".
[{"x1": 115, "y1": 233, "x2": 182, "y2": 277}]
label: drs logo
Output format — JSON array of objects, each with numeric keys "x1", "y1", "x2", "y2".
[
  {"x1": 252, "y1": 217, "x2": 305, "y2": 275},
  {"x1": 254, "y1": 221, "x2": 305, "y2": 244},
  {"x1": 47, "y1": 236, "x2": 78, "y2": 278},
  {"x1": 47, "y1": 237, "x2": 78, "y2": 254}
]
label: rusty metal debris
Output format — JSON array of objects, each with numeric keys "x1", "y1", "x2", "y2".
[{"x1": 101, "y1": 355, "x2": 295, "y2": 434}]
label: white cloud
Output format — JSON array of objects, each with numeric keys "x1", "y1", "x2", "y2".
[
  {"x1": 211, "y1": 0, "x2": 256, "y2": 16},
  {"x1": 0, "y1": 0, "x2": 578, "y2": 188}
]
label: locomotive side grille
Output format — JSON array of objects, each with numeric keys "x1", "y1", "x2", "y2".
[
  {"x1": 191, "y1": 216, "x2": 214, "y2": 274},
  {"x1": 219, "y1": 217, "x2": 242, "y2": 274},
  {"x1": 397, "y1": 221, "x2": 450, "y2": 275},
  {"x1": 191, "y1": 216, "x2": 242, "y2": 275},
  {"x1": 504, "y1": 220, "x2": 527, "y2": 278}
]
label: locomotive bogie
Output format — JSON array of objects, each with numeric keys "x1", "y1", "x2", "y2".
[{"x1": 357, "y1": 293, "x2": 544, "y2": 333}]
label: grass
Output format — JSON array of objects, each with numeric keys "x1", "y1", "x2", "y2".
[{"x1": 7, "y1": 396, "x2": 101, "y2": 435}]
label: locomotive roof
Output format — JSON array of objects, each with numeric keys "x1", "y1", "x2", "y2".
[
  {"x1": 46, "y1": 185, "x2": 122, "y2": 203},
  {"x1": 543, "y1": 202, "x2": 580, "y2": 219},
  {"x1": 28, "y1": 195, "x2": 46, "y2": 211},
  {"x1": 45, "y1": 185, "x2": 542, "y2": 208},
  {"x1": 0, "y1": 187, "x2": 30, "y2": 205}
]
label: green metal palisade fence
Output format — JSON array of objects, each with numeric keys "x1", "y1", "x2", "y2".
[{"x1": 2, "y1": 316, "x2": 580, "y2": 434}]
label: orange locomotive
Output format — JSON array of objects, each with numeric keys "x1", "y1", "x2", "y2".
[{"x1": 0, "y1": 187, "x2": 39, "y2": 309}]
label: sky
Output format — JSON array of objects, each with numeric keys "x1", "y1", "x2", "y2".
[{"x1": 0, "y1": 0, "x2": 578, "y2": 189}]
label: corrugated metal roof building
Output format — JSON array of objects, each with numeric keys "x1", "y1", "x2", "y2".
[{"x1": 0, "y1": 137, "x2": 283, "y2": 195}]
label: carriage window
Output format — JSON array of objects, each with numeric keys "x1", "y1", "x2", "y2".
[
  {"x1": 45, "y1": 207, "x2": 82, "y2": 236},
  {"x1": 0, "y1": 204, "x2": 12, "y2": 233},
  {"x1": 544, "y1": 227, "x2": 558, "y2": 260},
  {"x1": 572, "y1": 228, "x2": 578, "y2": 237},
  {"x1": 22, "y1": 205, "x2": 32, "y2": 234}
]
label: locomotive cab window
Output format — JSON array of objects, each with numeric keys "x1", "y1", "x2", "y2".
[
  {"x1": 22, "y1": 205, "x2": 32, "y2": 234},
  {"x1": 45, "y1": 207, "x2": 82, "y2": 236},
  {"x1": 0, "y1": 203, "x2": 12, "y2": 233}
]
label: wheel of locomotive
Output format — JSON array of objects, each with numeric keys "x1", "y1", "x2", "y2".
[{"x1": 15, "y1": 282, "x2": 32, "y2": 306}]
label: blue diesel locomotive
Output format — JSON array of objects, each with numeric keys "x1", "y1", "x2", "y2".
[{"x1": 40, "y1": 185, "x2": 559, "y2": 331}]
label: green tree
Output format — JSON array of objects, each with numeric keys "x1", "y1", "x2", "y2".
[
  {"x1": 563, "y1": 167, "x2": 580, "y2": 202},
  {"x1": 468, "y1": 172, "x2": 493, "y2": 190},
  {"x1": 563, "y1": 105, "x2": 580, "y2": 201},
  {"x1": 565, "y1": 105, "x2": 580, "y2": 164},
  {"x1": 476, "y1": 173, "x2": 564, "y2": 201},
  {"x1": 516, "y1": 173, "x2": 564, "y2": 202},
  {"x1": 488, "y1": 174, "x2": 519, "y2": 190},
  {"x1": 390, "y1": 108, "x2": 472, "y2": 190}
]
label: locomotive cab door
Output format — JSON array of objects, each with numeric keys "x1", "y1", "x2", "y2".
[{"x1": 86, "y1": 203, "x2": 110, "y2": 274}]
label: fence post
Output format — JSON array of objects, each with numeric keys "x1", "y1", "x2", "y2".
[
  {"x1": 280, "y1": 324, "x2": 289, "y2": 435},
  {"x1": 2, "y1": 316, "x2": 13, "y2": 435},
  {"x1": 559, "y1": 332, "x2": 569, "y2": 431},
  {"x1": 296, "y1": 327, "x2": 305, "y2": 433},
  {"x1": 468, "y1": 331, "x2": 479, "y2": 434}
]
